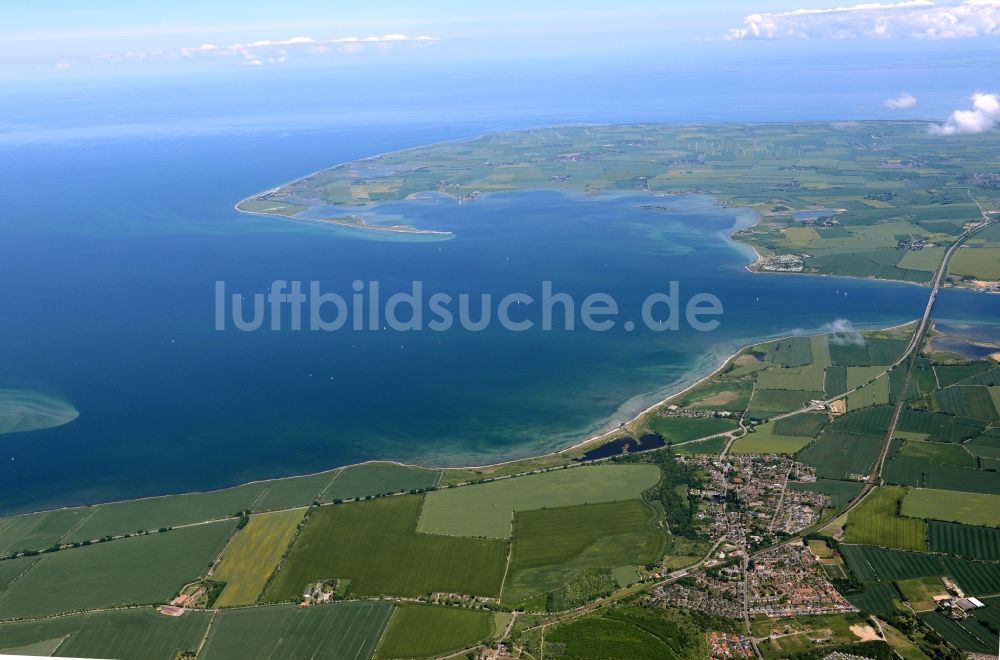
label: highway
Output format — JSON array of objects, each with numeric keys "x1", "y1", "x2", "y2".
[
  {"x1": 510, "y1": 201, "x2": 996, "y2": 656},
  {"x1": 753, "y1": 201, "x2": 996, "y2": 560},
  {"x1": 738, "y1": 205, "x2": 994, "y2": 656}
]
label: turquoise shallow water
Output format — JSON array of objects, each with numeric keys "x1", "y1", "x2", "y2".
[{"x1": 0, "y1": 129, "x2": 996, "y2": 514}]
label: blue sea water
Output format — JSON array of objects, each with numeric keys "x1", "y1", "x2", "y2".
[{"x1": 1, "y1": 72, "x2": 998, "y2": 514}]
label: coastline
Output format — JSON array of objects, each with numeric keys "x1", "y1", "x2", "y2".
[
  {"x1": 739, "y1": 235, "x2": 936, "y2": 290},
  {"x1": 0, "y1": 336, "x2": 759, "y2": 518},
  {"x1": 1, "y1": 191, "x2": 935, "y2": 516},
  {"x1": 229, "y1": 128, "x2": 519, "y2": 237},
  {"x1": 12, "y1": 122, "x2": 986, "y2": 515},
  {"x1": 233, "y1": 200, "x2": 455, "y2": 238},
  {"x1": 0, "y1": 310, "x2": 921, "y2": 519}
]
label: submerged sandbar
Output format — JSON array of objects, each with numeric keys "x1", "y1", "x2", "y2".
[{"x1": 0, "y1": 389, "x2": 79, "y2": 436}]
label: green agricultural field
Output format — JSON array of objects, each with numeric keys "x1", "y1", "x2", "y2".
[
  {"x1": 969, "y1": 601, "x2": 1000, "y2": 643},
  {"x1": 928, "y1": 520, "x2": 1000, "y2": 561},
  {"x1": 763, "y1": 336, "x2": 813, "y2": 367},
  {"x1": 731, "y1": 420, "x2": 813, "y2": 454},
  {"x1": 950, "y1": 246, "x2": 1000, "y2": 280},
  {"x1": 823, "y1": 367, "x2": 847, "y2": 399},
  {"x1": 844, "y1": 486, "x2": 927, "y2": 551},
  {"x1": 201, "y1": 602, "x2": 394, "y2": 660},
  {"x1": 825, "y1": 366, "x2": 849, "y2": 398},
  {"x1": 755, "y1": 363, "x2": 827, "y2": 391},
  {"x1": 919, "y1": 611, "x2": 995, "y2": 655},
  {"x1": 251, "y1": 471, "x2": 339, "y2": 512},
  {"x1": 841, "y1": 545, "x2": 1000, "y2": 596},
  {"x1": 509, "y1": 500, "x2": 661, "y2": 571},
  {"x1": 375, "y1": 604, "x2": 495, "y2": 659},
  {"x1": 0, "y1": 555, "x2": 38, "y2": 591},
  {"x1": 830, "y1": 336, "x2": 910, "y2": 368},
  {"x1": 847, "y1": 366, "x2": 887, "y2": 390},
  {"x1": 773, "y1": 413, "x2": 829, "y2": 437},
  {"x1": 829, "y1": 339, "x2": 872, "y2": 367},
  {"x1": 0, "y1": 507, "x2": 90, "y2": 556},
  {"x1": 323, "y1": 462, "x2": 441, "y2": 502},
  {"x1": 891, "y1": 362, "x2": 925, "y2": 403},
  {"x1": 0, "y1": 608, "x2": 212, "y2": 660},
  {"x1": 924, "y1": 463, "x2": 999, "y2": 493},
  {"x1": 648, "y1": 416, "x2": 737, "y2": 442},
  {"x1": 847, "y1": 374, "x2": 890, "y2": 409},
  {"x1": 897, "y1": 439, "x2": 977, "y2": 467},
  {"x1": 266, "y1": 495, "x2": 507, "y2": 600},
  {"x1": 892, "y1": 431, "x2": 929, "y2": 441},
  {"x1": 811, "y1": 333, "x2": 834, "y2": 367},
  {"x1": 66, "y1": 483, "x2": 264, "y2": 542},
  {"x1": 732, "y1": 435, "x2": 811, "y2": 454},
  {"x1": 867, "y1": 338, "x2": 911, "y2": 366},
  {"x1": 935, "y1": 386, "x2": 998, "y2": 421},
  {"x1": 934, "y1": 362, "x2": 993, "y2": 388},
  {"x1": 502, "y1": 499, "x2": 664, "y2": 607},
  {"x1": 748, "y1": 389, "x2": 825, "y2": 419},
  {"x1": 726, "y1": 354, "x2": 773, "y2": 379},
  {"x1": 830, "y1": 405, "x2": 894, "y2": 436},
  {"x1": 963, "y1": 368, "x2": 1000, "y2": 386},
  {"x1": 845, "y1": 581, "x2": 903, "y2": 616},
  {"x1": 902, "y1": 489, "x2": 1000, "y2": 526},
  {"x1": 214, "y1": 508, "x2": 305, "y2": 607},
  {"x1": 883, "y1": 455, "x2": 1000, "y2": 493},
  {"x1": 897, "y1": 247, "x2": 945, "y2": 273},
  {"x1": 0, "y1": 520, "x2": 236, "y2": 619},
  {"x1": 0, "y1": 638, "x2": 67, "y2": 656},
  {"x1": 754, "y1": 337, "x2": 830, "y2": 391},
  {"x1": 797, "y1": 431, "x2": 883, "y2": 480},
  {"x1": 968, "y1": 429, "x2": 1000, "y2": 459},
  {"x1": 545, "y1": 615, "x2": 670, "y2": 658},
  {"x1": 897, "y1": 409, "x2": 984, "y2": 443},
  {"x1": 895, "y1": 576, "x2": 947, "y2": 611},
  {"x1": 672, "y1": 436, "x2": 728, "y2": 455},
  {"x1": 676, "y1": 379, "x2": 753, "y2": 411},
  {"x1": 417, "y1": 463, "x2": 660, "y2": 538},
  {"x1": 543, "y1": 606, "x2": 724, "y2": 659}
]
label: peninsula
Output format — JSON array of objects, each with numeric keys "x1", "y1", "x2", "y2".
[
  {"x1": 2, "y1": 122, "x2": 998, "y2": 660},
  {"x1": 238, "y1": 122, "x2": 1000, "y2": 290}
]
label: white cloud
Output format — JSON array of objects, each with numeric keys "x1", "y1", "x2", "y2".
[
  {"x1": 884, "y1": 93, "x2": 917, "y2": 109},
  {"x1": 823, "y1": 319, "x2": 866, "y2": 345},
  {"x1": 931, "y1": 92, "x2": 1000, "y2": 134},
  {"x1": 725, "y1": 1, "x2": 1000, "y2": 40},
  {"x1": 92, "y1": 34, "x2": 439, "y2": 67}
]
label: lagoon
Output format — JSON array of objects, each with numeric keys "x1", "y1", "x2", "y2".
[{"x1": 0, "y1": 128, "x2": 997, "y2": 514}]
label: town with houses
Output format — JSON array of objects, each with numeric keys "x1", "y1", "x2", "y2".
[
  {"x1": 644, "y1": 453, "x2": 853, "y2": 652},
  {"x1": 682, "y1": 453, "x2": 829, "y2": 551},
  {"x1": 746, "y1": 545, "x2": 856, "y2": 618}
]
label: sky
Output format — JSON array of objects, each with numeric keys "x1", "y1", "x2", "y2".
[
  {"x1": 4, "y1": 1, "x2": 996, "y2": 78},
  {"x1": 1, "y1": 1, "x2": 998, "y2": 135},
  {"x1": 0, "y1": 1, "x2": 761, "y2": 76}
]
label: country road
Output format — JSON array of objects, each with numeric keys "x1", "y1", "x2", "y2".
[
  {"x1": 752, "y1": 198, "x2": 996, "y2": 559},
  {"x1": 1, "y1": 202, "x2": 992, "y2": 658},
  {"x1": 495, "y1": 199, "x2": 997, "y2": 655}
]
